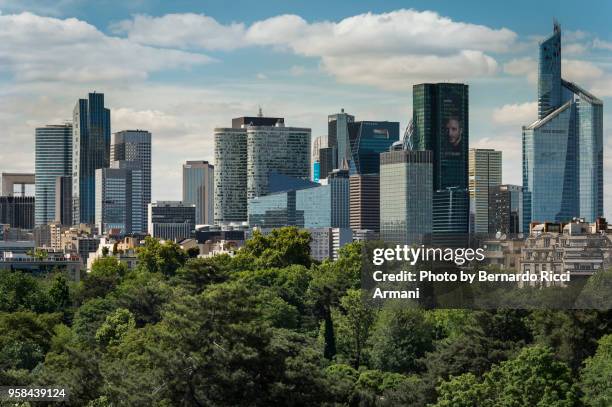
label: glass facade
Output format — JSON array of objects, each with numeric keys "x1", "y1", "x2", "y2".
[
  {"x1": 469, "y1": 149, "x2": 502, "y2": 234},
  {"x1": 112, "y1": 130, "x2": 151, "y2": 234},
  {"x1": 432, "y1": 188, "x2": 470, "y2": 247},
  {"x1": 35, "y1": 124, "x2": 72, "y2": 226},
  {"x1": 214, "y1": 128, "x2": 247, "y2": 223},
  {"x1": 380, "y1": 150, "x2": 432, "y2": 245},
  {"x1": 523, "y1": 24, "x2": 603, "y2": 227},
  {"x1": 72, "y1": 93, "x2": 111, "y2": 225},
  {"x1": 248, "y1": 172, "x2": 349, "y2": 229},
  {"x1": 489, "y1": 184, "x2": 523, "y2": 235},
  {"x1": 347, "y1": 121, "x2": 400, "y2": 175},
  {"x1": 183, "y1": 161, "x2": 214, "y2": 225},
  {"x1": 247, "y1": 124, "x2": 311, "y2": 199},
  {"x1": 328, "y1": 110, "x2": 355, "y2": 166},
  {"x1": 148, "y1": 201, "x2": 195, "y2": 241}
]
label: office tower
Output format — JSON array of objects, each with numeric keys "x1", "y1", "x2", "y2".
[
  {"x1": 35, "y1": 124, "x2": 72, "y2": 226},
  {"x1": 248, "y1": 172, "x2": 349, "y2": 229},
  {"x1": 309, "y1": 228, "x2": 353, "y2": 261},
  {"x1": 214, "y1": 127, "x2": 248, "y2": 224},
  {"x1": 319, "y1": 147, "x2": 337, "y2": 180},
  {"x1": 0, "y1": 197, "x2": 35, "y2": 230},
  {"x1": 72, "y1": 92, "x2": 111, "y2": 225},
  {"x1": 489, "y1": 185, "x2": 524, "y2": 235},
  {"x1": 469, "y1": 149, "x2": 502, "y2": 234},
  {"x1": 247, "y1": 122, "x2": 310, "y2": 198},
  {"x1": 432, "y1": 187, "x2": 470, "y2": 246},
  {"x1": 412, "y1": 83, "x2": 469, "y2": 243},
  {"x1": 1, "y1": 173, "x2": 35, "y2": 197},
  {"x1": 312, "y1": 135, "x2": 326, "y2": 182},
  {"x1": 347, "y1": 121, "x2": 400, "y2": 175},
  {"x1": 328, "y1": 109, "x2": 355, "y2": 166},
  {"x1": 111, "y1": 130, "x2": 151, "y2": 233},
  {"x1": 523, "y1": 22, "x2": 603, "y2": 225},
  {"x1": 380, "y1": 150, "x2": 433, "y2": 245},
  {"x1": 148, "y1": 201, "x2": 196, "y2": 241},
  {"x1": 349, "y1": 174, "x2": 380, "y2": 232},
  {"x1": 95, "y1": 161, "x2": 143, "y2": 236},
  {"x1": 183, "y1": 161, "x2": 214, "y2": 226},
  {"x1": 55, "y1": 176, "x2": 72, "y2": 226}
]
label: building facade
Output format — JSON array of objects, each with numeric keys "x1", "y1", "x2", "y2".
[
  {"x1": 328, "y1": 109, "x2": 355, "y2": 167},
  {"x1": 148, "y1": 201, "x2": 196, "y2": 241},
  {"x1": 489, "y1": 184, "x2": 524, "y2": 236},
  {"x1": 0, "y1": 197, "x2": 34, "y2": 230},
  {"x1": 349, "y1": 174, "x2": 380, "y2": 232},
  {"x1": 55, "y1": 176, "x2": 72, "y2": 226},
  {"x1": 111, "y1": 130, "x2": 151, "y2": 233},
  {"x1": 469, "y1": 149, "x2": 502, "y2": 234},
  {"x1": 347, "y1": 121, "x2": 400, "y2": 175},
  {"x1": 35, "y1": 124, "x2": 72, "y2": 226},
  {"x1": 183, "y1": 161, "x2": 214, "y2": 225},
  {"x1": 380, "y1": 150, "x2": 433, "y2": 245},
  {"x1": 72, "y1": 92, "x2": 111, "y2": 225},
  {"x1": 95, "y1": 165, "x2": 143, "y2": 236},
  {"x1": 523, "y1": 23, "x2": 604, "y2": 226},
  {"x1": 214, "y1": 127, "x2": 248, "y2": 223}
]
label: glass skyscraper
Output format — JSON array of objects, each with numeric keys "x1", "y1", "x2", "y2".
[
  {"x1": 328, "y1": 109, "x2": 355, "y2": 167},
  {"x1": 35, "y1": 124, "x2": 72, "y2": 226},
  {"x1": 183, "y1": 161, "x2": 214, "y2": 225},
  {"x1": 72, "y1": 92, "x2": 111, "y2": 225},
  {"x1": 380, "y1": 150, "x2": 433, "y2": 245},
  {"x1": 469, "y1": 149, "x2": 502, "y2": 235},
  {"x1": 347, "y1": 121, "x2": 400, "y2": 175},
  {"x1": 111, "y1": 130, "x2": 151, "y2": 234},
  {"x1": 412, "y1": 83, "x2": 470, "y2": 243},
  {"x1": 523, "y1": 23, "x2": 603, "y2": 226}
]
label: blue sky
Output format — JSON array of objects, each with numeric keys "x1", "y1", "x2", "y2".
[{"x1": 1, "y1": 0, "x2": 611, "y2": 217}]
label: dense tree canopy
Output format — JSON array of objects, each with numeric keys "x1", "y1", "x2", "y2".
[{"x1": 0, "y1": 226, "x2": 610, "y2": 406}]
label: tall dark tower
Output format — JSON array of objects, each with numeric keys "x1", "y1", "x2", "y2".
[{"x1": 72, "y1": 92, "x2": 111, "y2": 225}]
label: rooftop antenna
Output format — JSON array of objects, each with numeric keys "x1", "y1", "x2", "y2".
[
  {"x1": 257, "y1": 106, "x2": 263, "y2": 117},
  {"x1": 553, "y1": 18, "x2": 560, "y2": 33}
]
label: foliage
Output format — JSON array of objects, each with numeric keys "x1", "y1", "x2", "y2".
[{"x1": 580, "y1": 334, "x2": 612, "y2": 407}]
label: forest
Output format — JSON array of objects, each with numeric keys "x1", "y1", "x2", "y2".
[{"x1": 0, "y1": 227, "x2": 611, "y2": 406}]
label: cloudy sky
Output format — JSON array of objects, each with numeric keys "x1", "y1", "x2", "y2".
[{"x1": 1, "y1": 0, "x2": 611, "y2": 217}]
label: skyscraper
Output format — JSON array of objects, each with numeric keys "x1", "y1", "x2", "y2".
[
  {"x1": 247, "y1": 122, "x2": 311, "y2": 199},
  {"x1": 469, "y1": 149, "x2": 502, "y2": 234},
  {"x1": 35, "y1": 124, "x2": 72, "y2": 226},
  {"x1": 489, "y1": 185, "x2": 524, "y2": 235},
  {"x1": 328, "y1": 109, "x2": 355, "y2": 167},
  {"x1": 111, "y1": 130, "x2": 151, "y2": 234},
  {"x1": 95, "y1": 166, "x2": 135, "y2": 236},
  {"x1": 347, "y1": 121, "x2": 400, "y2": 175},
  {"x1": 214, "y1": 114, "x2": 311, "y2": 224},
  {"x1": 380, "y1": 150, "x2": 433, "y2": 245},
  {"x1": 183, "y1": 161, "x2": 214, "y2": 225},
  {"x1": 54, "y1": 176, "x2": 72, "y2": 226},
  {"x1": 72, "y1": 92, "x2": 111, "y2": 225},
  {"x1": 412, "y1": 83, "x2": 470, "y2": 244},
  {"x1": 523, "y1": 22, "x2": 603, "y2": 225},
  {"x1": 349, "y1": 174, "x2": 380, "y2": 232},
  {"x1": 214, "y1": 127, "x2": 248, "y2": 224}
]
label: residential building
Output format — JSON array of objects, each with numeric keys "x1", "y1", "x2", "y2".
[
  {"x1": 183, "y1": 160, "x2": 214, "y2": 225},
  {"x1": 523, "y1": 23, "x2": 603, "y2": 226},
  {"x1": 35, "y1": 124, "x2": 72, "y2": 226},
  {"x1": 469, "y1": 149, "x2": 502, "y2": 234},
  {"x1": 380, "y1": 150, "x2": 433, "y2": 245},
  {"x1": 72, "y1": 92, "x2": 111, "y2": 225}
]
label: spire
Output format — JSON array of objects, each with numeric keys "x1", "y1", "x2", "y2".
[
  {"x1": 257, "y1": 106, "x2": 263, "y2": 117},
  {"x1": 553, "y1": 18, "x2": 560, "y2": 34}
]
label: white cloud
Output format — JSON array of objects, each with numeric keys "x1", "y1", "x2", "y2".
[
  {"x1": 503, "y1": 58, "x2": 537, "y2": 84},
  {"x1": 116, "y1": 9, "x2": 517, "y2": 89},
  {"x1": 593, "y1": 38, "x2": 612, "y2": 50},
  {"x1": 110, "y1": 13, "x2": 247, "y2": 51},
  {"x1": 492, "y1": 102, "x2": 537, "y2": 126},
  {"x1": 563, "y1": 59, "x2": 604, "y2": 83},
  {"x1": 0, "y1": 12, "x2": 212, "y2": 83}
]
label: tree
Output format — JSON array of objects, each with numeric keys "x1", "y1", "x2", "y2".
[
  {"x1": 433, "y1": 345, "x2": 579, "y2": 407},
  {"x1": 137, "y1": 236, "x2": 187, "y2": 277},
  {"x1": 79, "y1": 257, "x2": 127, "y2": 301},
  {"x1": 369, "y1": 306, "x2": 434, "y2": 374},
  {"x1": 338, "y1": 289, "x2": 376, "y2": 368},
  {"x1": 580, "y1": 334, "x2": 612, "y2": 407},
  {"x1": 0, "y1": 269, "x2": 52, "y2": 312},
  {"x1": 95, "y1": 308, "x2": 136, "y2": 347},
  {"x1": 48, "y1": 274, "x2": 71, "y2": 312},
  {"x1": 235, "y1": 227, "x2": 313, "y2": 269}
]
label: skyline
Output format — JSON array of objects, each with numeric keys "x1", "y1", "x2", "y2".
[{"x1": 1, "y1": 1, "x2": 611, "y2": 217}]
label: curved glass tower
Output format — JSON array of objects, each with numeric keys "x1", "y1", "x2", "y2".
[{"x1": 523, "y1": 22, "x2": 603, "y2": 227}]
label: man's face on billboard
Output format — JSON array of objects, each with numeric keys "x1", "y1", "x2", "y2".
[{"x1": 446, "y1": 118, "x2": 462, "y2": 147}]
